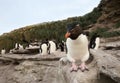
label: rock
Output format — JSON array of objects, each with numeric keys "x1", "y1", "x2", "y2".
[
  {"x1": 56, "y1": 60, "x2": 98, "y2": 83},
  {"x1": 0, "y1": 48, "x2": 119, "y2": 83},
  {"x1": 12, "y1": 49, "x2": 31, "y2": 54},
  {"x1": 90, "y1": 49, "x2": 120, "y2": 83}
]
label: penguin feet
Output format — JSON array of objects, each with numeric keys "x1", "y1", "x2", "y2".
[
  {"x1": 78, "y1": 63, "x2": 89, "y2": 72},
  {"x1": 70, "y1": 63, "x2": 78, "y2": 72}
]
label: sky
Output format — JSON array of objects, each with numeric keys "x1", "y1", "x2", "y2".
[{"x1": 0, "y1": 0, "x2": 101, "y2": 35}]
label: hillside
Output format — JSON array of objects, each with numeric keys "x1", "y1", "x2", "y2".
[
  {"x1": 97, "y1": 0, "x2": 120, "y2": 23},
  {"x1": 0, "y1": 0, "x2": 120, "y2": 52},
  {"x1": 91, "y1": 0, "x2": 120, "y2": 40}
]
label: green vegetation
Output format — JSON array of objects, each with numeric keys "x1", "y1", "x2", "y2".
[
  {"x1": 114, "y1": 21, "x2": 120, "y2": 28},
  {"x1": 102, "y1": 31, "x2": 120, "y2": 38},
  {"x1": 90, "y1": 27, "x2": 120, "y2": 38},
  {"x1": 90, "y1": 27, "x2": 110, "y2": 37},
  {"x1": 78, "y1": 8, "x2": 102, "y2": 29},
  {"x1": 0, "y1": 35, "x2": 15, "y2": 52}
]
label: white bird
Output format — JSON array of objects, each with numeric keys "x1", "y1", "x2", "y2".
[
  {"x1": 49, "y1": 40, "x2": 57, "y2": 54},
  {"x1": 40, "y1": 43, "x2": 48, "y2": 55},
  {"x1": 29, "y1": 44, "x2": 33, "y2": 48},
  {"x1": 15, "y1": 43, "x2": 18, "y2": 49},
  {"x1": 1, "y1": 48, "x2": 6, "y2": 55},
  {"x1": 19, "y1": 44, "x2": 24, "y2": 50},
  {"x1": 62, "y1": 22, "x2": 90, "y2": 72},
  {"x1": 9, "y1": 49, "x2": 13, "y2": 53},
  {"x1": 89, "y1": 33, "x2": 100, "y2": 50},
  {"x1": 94, "y1": 37, "x2": 100, "y2": 50}
]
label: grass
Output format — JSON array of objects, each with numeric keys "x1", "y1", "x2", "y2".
[{"x1": 114, "y1": 21, "x2": 120, "y2": 28}]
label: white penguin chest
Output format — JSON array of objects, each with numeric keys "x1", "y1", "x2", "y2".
[
  {"x1": 66, "y1": 34, "x2": 89, "y2": 60},
  {"x1": 94, "y1": 37, "x2": 100, "y2": 50},
  {"x1": 41, "y1": 44, "x2": 48, "y2": 55}
]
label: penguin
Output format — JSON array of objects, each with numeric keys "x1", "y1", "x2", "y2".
[
  {"x1": 39, "y1": 39, "x2": 50, "y2": 55},
  {"x1": 15, "y1": 43, "x2": 19, "y2": 50},
  {"x1": 28, "y1": 44, "x2": 38, "y2": 48},
  {"x1": 64, "y1": 22, "x2": 90, "y2": 72},
  {"x1": 18, "y1": 44, "x2": 24, "y2": 50},
  {"x1": 59, "y1": 40, "x2": 65, "y2": 52},
  {"x1": 9, "y1": 49, "x2": 13, "y2": 54},
  {"x1": 1, "y1": 48, "x2": 6, "y2": 55},
  {"x1": 49, "y1": 40, "x2": 57, "y2": 54},
  {"x1": 40, "y1": 43, "x2": 49, "y2": 55},
  {"x1": 89, "y1": 33, "x2": 100, "y2": 50}
]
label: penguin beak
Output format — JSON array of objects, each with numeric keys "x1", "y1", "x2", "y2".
[{"x1": 65, "y1": 32, "x2": 71, "y2": 38}]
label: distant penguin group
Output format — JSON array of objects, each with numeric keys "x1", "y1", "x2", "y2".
[
  {"x1": 39, "y1": 39, "x2": 57, "y2": 55},
  {"x1": 15, "y1": 43, "x2": 24, "y2": 50}
]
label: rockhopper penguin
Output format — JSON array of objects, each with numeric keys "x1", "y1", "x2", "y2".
[
  {"x1": 89, "y1": 33, "x2": 100, "y2": 50},
  {"x1": 40, "y1": 39, "x2": 50, "y2": 55},
  {"x1": 65, "y1": 22, "x2": 90, "y2": 72}
]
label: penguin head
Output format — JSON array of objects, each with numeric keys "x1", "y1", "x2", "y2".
[{"x1": 65, "y1": 22, "x2": 83, "y2": 40}]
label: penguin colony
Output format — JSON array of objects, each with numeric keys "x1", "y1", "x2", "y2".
[
  {"x1": 0, "y1": 22, "x2": 100, "y2": 71},
  {"x1": 1, "y1": 39, "x2": 65, "y2": 55}
]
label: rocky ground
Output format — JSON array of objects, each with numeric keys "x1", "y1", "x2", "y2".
[{"x1": 0, "y1": 37, "x2": 120, "y2": 83}]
